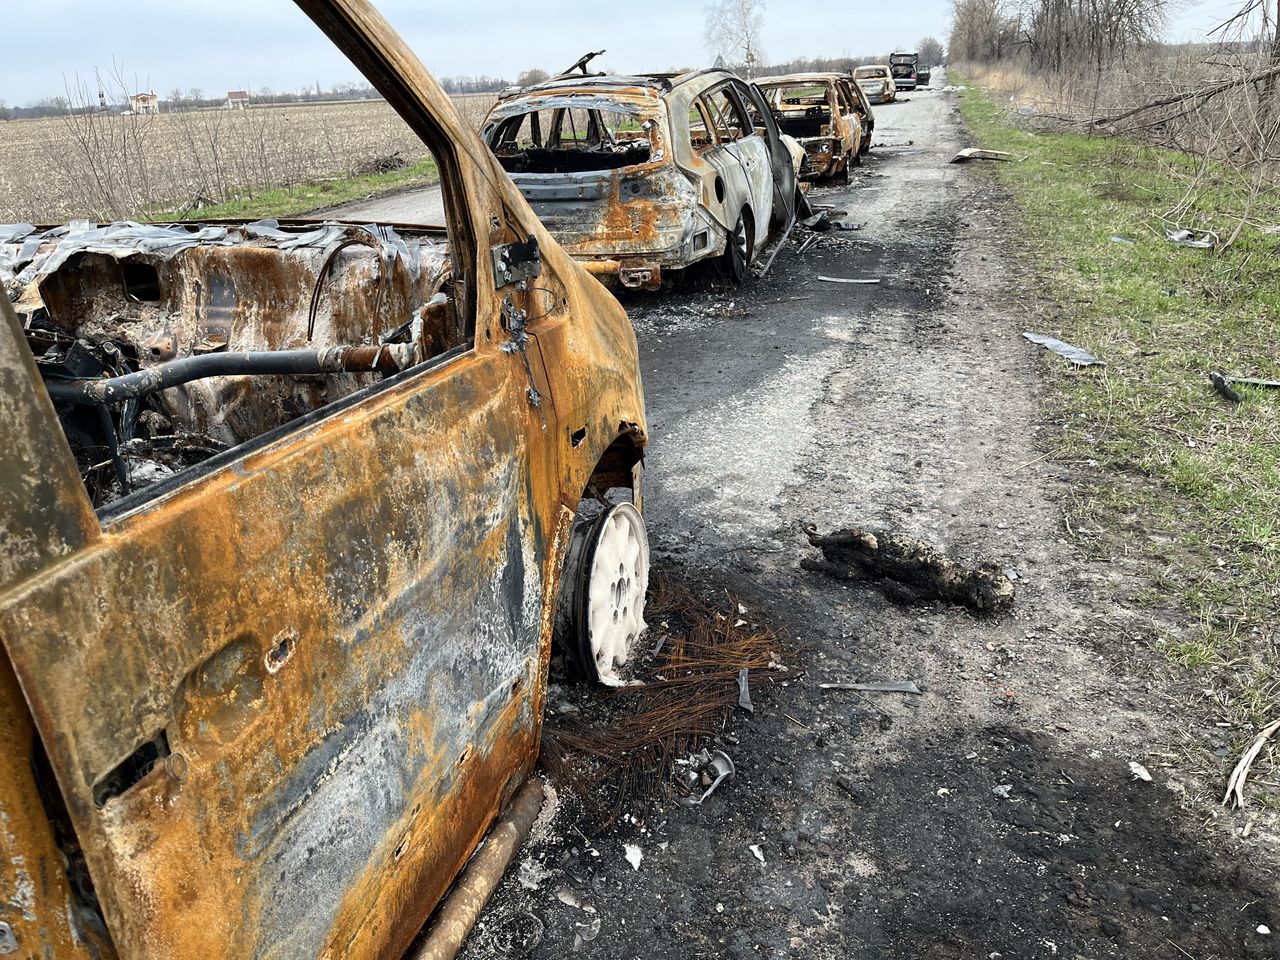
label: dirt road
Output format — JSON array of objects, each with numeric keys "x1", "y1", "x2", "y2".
[
  {"x1": 440, "y1": 85, "x2": 1279, "y2": 959},
  {"x1": 322, "y1": 181, "x2": 445, "y2": 224}
]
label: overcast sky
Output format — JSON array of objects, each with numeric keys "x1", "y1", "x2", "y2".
[{"x1": 0, "y1": 0, "x2": 1246, "y2": 105}]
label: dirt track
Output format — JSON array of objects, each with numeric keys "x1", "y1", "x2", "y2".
[{"x1": 447, "y1": 80, "x2": 1279, "y2": 960}]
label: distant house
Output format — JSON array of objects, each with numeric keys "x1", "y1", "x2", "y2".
[
  {"x1": 128, "y1": 92, "x2": 159, "y2": 114},
  {"x1": 226, "y1": 90, "x2": 250, "y2": 110}
]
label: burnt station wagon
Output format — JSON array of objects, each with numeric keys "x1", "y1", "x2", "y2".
[{"x1": 481, "y1": 69, "x2": 802, "y2": 289}]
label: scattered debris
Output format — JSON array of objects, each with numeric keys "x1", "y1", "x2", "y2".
[
  {"x1": 1259, "y1": 925, "x2": 1272, "y2": 936},
  {"x1": 800, "y1": 211, "x2": 834, "y2": 231},
  {"x1": 736, "y1": 667, "x2": 754, "y2": 713},
  {"x1": 575, "y1": 915, "x2": 601, "y2": 946},
  {"x1": 541, "y1": 572, "x2": 783, "y2": 827},
  {"x1": 993, "y1": 784, "x2": 1014, "y2": 799},
  {"x1": 677, "y1": 748, "x2": 737, "y2": 806},
  {"x1": 1110, "y1": 235, "x2": 1135, "y2": 245},
  {"x1": 748, "y1": 844, "x2": 766, "y2": 864},
  {"x1": 554, "y1": 886, "x2": 597, "y2": 914},
  {"x1": 831, "y1": 220, "x2": 865, "y2": 231},
  {"x1": 1209, "y1": 371, "x2": 1242, "y2": 404},
  {"x1": 820, "y1": 680, "x2": 923, "y2": 695},
  {"x1": 1223, "y1": 717, "x2": 1280, "y2": 809},
  {"x1": 1023, "y1": 332, "x2": 1104, "y2": 367},
  {"x1": 1129, "y1": 761, "x2": 1153, "y2": 782},
  {"x1": 1165, "y1": 227, "x2": 1218, "y2": 249},
  {"x1": 802, "y1": 525, "x2": 1016, "y2": 612},
  {"x1": 623, "y1": 844, "x2": 643, "y2": 871},
  {"x1": 817, "y1": 276, "x2": 881, "y2": 285},
  {"x1": 950, "y1": 147, "x2": 1024, "y2": 164}
]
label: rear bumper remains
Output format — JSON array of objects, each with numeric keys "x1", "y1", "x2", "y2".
[{"x1": 582, "y1": 259, "x2": 663, "y2": 291}]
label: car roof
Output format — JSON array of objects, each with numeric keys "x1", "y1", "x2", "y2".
[{"x1": 495, "y1": 67, "x2": 742, "y2": 104}]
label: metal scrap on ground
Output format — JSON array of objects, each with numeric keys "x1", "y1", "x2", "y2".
[
  {"x1": 818, "y1": 276, "x2": 881, "y2": 285},
  {"x1": 819, "y1": 680, "x2": 923, "y2": 695},
  {"x1": 1227, "y1": 375, "x2": 1280, "y2": 389},
  {"x1": 951, "y1": 147, "x2": 1025, "y2": 164},
  {"x1": 802, "y1": 524, "x2": 1016, "y2": 613},
  {"x1": 1165, "y1": 227, "x2": 1218, "y2": 249},
  {"x1": 1023, "y1": 332, "x2": 1104, "y2": 367}
]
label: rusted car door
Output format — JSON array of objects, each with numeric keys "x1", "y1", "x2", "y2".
[
  {"x1": 0, "y1": 3, "x2": 567, "y2": 959},
  {"x1": 832, "y1": 79, "x2": 863, "y2": 157}
]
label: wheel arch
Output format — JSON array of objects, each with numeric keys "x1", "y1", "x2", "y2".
[{"x1": 581, "y1": 424, "x2": 646, "y2": 507}]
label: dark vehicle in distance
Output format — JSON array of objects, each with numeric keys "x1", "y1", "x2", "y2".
[{"x1": 890, "y1": 52, "x2": 919, "y2": 91}]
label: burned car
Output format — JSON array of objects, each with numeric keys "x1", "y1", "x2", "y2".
[
  {"x1": 854, "y1": 64, "x2": 898, "y2": 105},
  {"x1": 0, "y1": 2, "x2": 649, "y2": 958},
  {"x1": 481, "y1": 69, "x2": 801, "y2": 289},
  {"x1": 756, "y1": 73, "x2": 867, "y2": 182}
]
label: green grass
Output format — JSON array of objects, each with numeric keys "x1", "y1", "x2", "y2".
[
  {"x1": 957, "y1": 84, "x2": 1280, "y2": 737},
  {"x1": 148, "y1": 157, "x2": 440, "y2": 222}
]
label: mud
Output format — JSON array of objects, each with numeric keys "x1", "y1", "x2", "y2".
[{"x1": 437, "y1": 74, "x2": 1280, "y2": 960}]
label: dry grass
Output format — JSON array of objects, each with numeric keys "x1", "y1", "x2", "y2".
[{"x1": 0, "y1": 93, "x2": 497, "y2": 224}]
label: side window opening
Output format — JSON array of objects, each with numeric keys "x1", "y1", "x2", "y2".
[
  {"x1": 709, "y1": 87, "x2": 752, "y2": 141},
  {"x1": 698, "y1": 93, "x2": 732, "y2": 146},
  {"x1": 688, "y1": 100, "x2": 717, "y2": 154},
  {"x1": 5, "y1": 7, "x2": 474, "y2": 513}
]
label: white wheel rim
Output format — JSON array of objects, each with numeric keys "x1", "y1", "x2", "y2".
[{"x1": 586, "y1": 503, "x2": 649, "y2": 686}]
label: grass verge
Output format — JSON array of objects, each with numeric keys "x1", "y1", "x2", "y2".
[
  {"x1": 957, "y1": 83, "x2": 1279, "y2": 770},
  {"x1": 150, "y1": 157, "x2": 440, "y2": 222}
]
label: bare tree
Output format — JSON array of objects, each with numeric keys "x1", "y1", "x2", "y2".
[
  {"x1": 516, "y1": 68, "x2": 550, "y2": 87},
  {"x1": 704, "y1": 0, "x2": 766, "y2": 77},
  {"x1": 919, "y1": 36, "x2": 946, "y2": 65}
]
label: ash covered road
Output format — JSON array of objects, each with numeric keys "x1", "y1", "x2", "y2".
[{"x1": 452, "y1": 84, "x2": 1278, "y2": 960}]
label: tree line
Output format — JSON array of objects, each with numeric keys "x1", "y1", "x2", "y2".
[{"x1": 948, "y1": 0, "x2": 1168, "y2": 72}]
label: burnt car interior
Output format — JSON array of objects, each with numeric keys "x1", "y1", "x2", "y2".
[
  {"x1": 764, "y1": 84, "x2": 834, "y2": 139},
  {"x1": 2, "y1": 218, "x2": 464, "y2": 511},
  {"x1": 488, "y1": 106, "x2": 658, "y2": 173}
]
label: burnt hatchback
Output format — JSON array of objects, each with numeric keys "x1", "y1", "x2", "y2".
[
  {"x1": 756, "y1": 73, "x2": 867, "y2": 182},
  {"x1": 481, "y1": 69, "x2": 801, "y2": 289},
  {"x1": 0, "y1": 2, "x2": 649, "y2": 958}
]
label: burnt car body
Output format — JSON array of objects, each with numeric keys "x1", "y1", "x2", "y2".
[
  {"x1": 889, "y1": 52, "x2": 919, "y2": 91},
  {"x1": 481, "y1": 70, "x2": 800, "y2": 289},
  {"x1": 854, "y1": 64, "x2": 898, "y2": 105},
  {"x1": 0, "y1": 2, "x2": 649, "y2": 958},
  {"x1": 756, "y1": 74, "x2": 866, "y2": 182},
  {"x1": 845, "y1": 76, "x2": 876, "y2": 155}
]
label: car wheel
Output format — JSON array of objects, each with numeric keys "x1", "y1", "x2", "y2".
[
  {"x1": 720, "y1": 210, "x2": 753, "y2": 284},
  {"x1": 554, "y1": 502, "x2": 650, "y2": 685}
]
